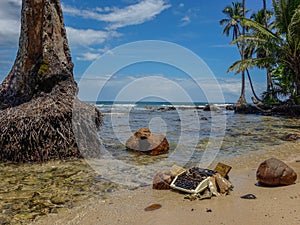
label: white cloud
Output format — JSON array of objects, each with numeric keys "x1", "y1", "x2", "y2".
[
  {"x1": 76, "y1": 52, "x2": 101, "y2": 61},
  {"x1": 66, "y1": 27, "x2": 121, "y2": 47},
  {"x1": 63, "y1": 0, "x2": 171, "y2": 30},
  {"x1": 179, "y1": 3, "x2": 184, "y2": 8},
  {"x1": 0, "y1": 0, "x2": 21, "y2": 46},
  {"x1": 180, "y1": 16, "x2": 191, "y2": 27},
  {"x1": 77, "y1": 73, "x2": 247, "y2": 102}
]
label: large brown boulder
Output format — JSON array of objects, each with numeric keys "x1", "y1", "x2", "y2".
[
  {"x1": 126, "y1": 128, "x2": 169, "y2": 155},
  {"x1": 256, "y1": 158, "x2": 297, "y2": 186}
]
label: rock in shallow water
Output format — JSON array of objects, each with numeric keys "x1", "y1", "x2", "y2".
[
  {"x1": 256, "y1": 158, "x2": 297, "y2": 186},
  {"x1": 126, "y1": 128, "x2": 169, "y2": 155}
]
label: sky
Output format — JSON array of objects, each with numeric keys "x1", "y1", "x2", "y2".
[{"x1": 0, "y1": 0, "x2": 273, "y2": 103}]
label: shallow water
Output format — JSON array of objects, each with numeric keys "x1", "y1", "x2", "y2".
[
  {"x1": 95, "y1": 103, "x2": 300, "y2": 187},
  {"x1": 0, "y1": 160, "x2": 124, "y2": 224},
  {"x1": 1, "y1": 102, "x2": 300, "y2": 224}
]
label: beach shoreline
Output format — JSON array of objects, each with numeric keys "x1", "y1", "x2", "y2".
[{"x1": 31, "y1": 144, "x2": 300, "y2": 225}]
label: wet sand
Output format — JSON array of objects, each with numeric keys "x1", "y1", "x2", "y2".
[{"x1": 31, "y1": 145, "x2": 300, "y2": 225}]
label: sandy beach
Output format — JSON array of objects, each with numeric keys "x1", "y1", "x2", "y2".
[{"x1": 31, "y1": 144, "x2": 300, "y2": 225}]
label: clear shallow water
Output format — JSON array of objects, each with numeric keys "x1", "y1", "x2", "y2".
[
  {"x1": 1, "y1": 101, "x2": 300, "y2": 224},
  {"x1": 95, "y1": 102, "x2": 300, "y2": 187}
]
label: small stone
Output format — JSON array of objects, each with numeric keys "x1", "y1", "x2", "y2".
[
  {"x1": 144, "y1": 203, "x2": 162, "y2": 211},
  {"x1": 256, "y1": 158, "x2": 297, "y2": 186},
  {"x1": 206, "y1": 208, "x2": 212, "y2": 213},
  {"x1": 50, "y1": 196, "x2": 67, "y2": 205},
  {"x1": 240, "y1": 194, "x2": 257, "y2": 199}
]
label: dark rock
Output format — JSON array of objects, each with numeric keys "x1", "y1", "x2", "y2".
[
  {"x1": 126, "y1": 128, "x2": 169, "y2": 155},
  {"x1": 167, "y1": 106, "x2": 176, "y2": 111},
  {"x1": 234, "y1": 104, "x2": 268, "y2": 114},
  {"x1": 240, "y1": 194, "x2": 257, "y2": 199},
  {"x1": 200, "y1": 117, "x2": 208, "y2": 120},
  {"x1": 152, "y1": 171, "x2": 174, "y2": 190},
  {"x1": 226, "y1": 105, "x2": 234, "y2": 110},
  {"x1": 203, "y1": 104, "x2": 221, "y2": 111},
  {"x1": 256, "y1": 158, "x2": 297, "y2": 186},
  {"x1": 234, "y1": 104, "x2": 300, "y2": 117},
  {"x1": 283, "y1": 133, "x2": 300, "y2": 141}
]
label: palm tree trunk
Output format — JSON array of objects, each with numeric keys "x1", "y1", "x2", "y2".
[
  {"x1": 263, "y1": 0, "x2": 274, "y2": 99},
  {"x1": 246, "y1": 69, "x2": 261, "y2": 101},
  {"x1": 263, "y1": 0, "x2": 267, "y2": 27},
  {"x1": 295, "y1": 64, "x2": 300, "y2": 104},
  {"x1": 235, "y1": 29, "x2": 261, "y2": 102},
  {"x1": 237, "y1": 0, "x2": 247, "y2": 105}
]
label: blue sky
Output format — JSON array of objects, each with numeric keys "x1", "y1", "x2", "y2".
[{"x1": 0, "y1": 0, "x2": 273, "y2": 103}]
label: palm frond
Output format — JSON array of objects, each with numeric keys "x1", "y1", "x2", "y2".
[
  {"x1": 241, "y1": 18, "x2": 282, "y2": 43},
  {"x1": 287, "y1": 5, "x2": 300, "y2": 44},
  {"x1": 227, "y1": 57, "x2": 277, "y2": 74}
]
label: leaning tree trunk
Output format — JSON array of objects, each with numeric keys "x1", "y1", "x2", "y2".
[
  {"x1": 0, "y1": 0, "x2": 101, "y2": 162},
  {"x1": 237, "y1": 0, "x2": 247, "y2": 106}
]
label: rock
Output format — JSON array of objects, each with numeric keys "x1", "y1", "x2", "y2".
[
  {"x1": 256, "y1": 158, "x2": 297, "y2": 186},
  {"x1": 144, "y1": 204, "x2": 162, "y2": 211},
  {"x1": 226, "y1": 105, "x2": 234, "y2": 110},
  {"x1": 126, "y1": 128, "x2": 169, "y2": 155},
  {"x1": 203, "y1": 104, "x2": 221, "y2": 111},
  {"x1": 144, "y1": 106, "x2": 153, "y2": 110},
  {"x1": 214, "y1": 173, "x2": 232, "y2": 195},
  {"x1": 200, "y1": 117, "x2": 208, "y2": 120},
  {"x1": 284, "y1": 133, "x2": 300, "y2": 141},
  {"x1": 152, "y1": 171, "x2": 174, "y2": 190},
  {"x1": 167, "y1": 106, "x2": 176, "y2": 111},
  {"x1": 240, "y1": 194, "x2": 257, "y2": 199}
]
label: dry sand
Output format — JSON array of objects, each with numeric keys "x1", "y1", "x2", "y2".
[{"x1": 31, "y1": 145, "x2": 300, "y2": 225}]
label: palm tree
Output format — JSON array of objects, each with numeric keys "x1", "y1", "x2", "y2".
[
  {"x1": 220, "y1": 1, "x2": 247, "y2": 105},
  {"x1": 263, "y1": 0, "x2": 275, "y2": 102},
  {"x1": 249, "y1": 8, "x2": 275, "y2": 102},
  {"x1": 228, "y1": 0, "x2": 300, "y2": 104},
  {"x1": 220, "y1": 2, "x2": 244, "y2": 43},
  {"x1": 239, "y1": 0, "x2": 247, "y2": 105}
]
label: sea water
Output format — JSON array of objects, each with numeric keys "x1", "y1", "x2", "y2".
[{"x1": 94, "y1": 101, "x2": 300, "y2": 187}]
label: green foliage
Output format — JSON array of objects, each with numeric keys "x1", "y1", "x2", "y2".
[
  {"x1": 226, "y1": 0, "x2": 300, "y2": 104},
  {"x1": 271, "y1": 64, "x2": 296, "y2": 99}
]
